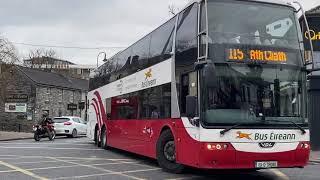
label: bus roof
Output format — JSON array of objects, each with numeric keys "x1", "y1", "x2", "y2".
[
  {"x1": 186, "y1": 0, "x2": 293, "y2": 9},
  {"x1": 101, "y1": 0, "x2": 295, "y2": 69}
]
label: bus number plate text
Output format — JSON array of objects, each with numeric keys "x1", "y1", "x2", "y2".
[{"x1": 255, "y1": 161, "x2": 278, "y2": 168}]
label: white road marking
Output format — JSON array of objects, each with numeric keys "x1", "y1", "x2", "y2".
[
  {"x1": 0, "y1": 161, "x2": 138, "y2": 173},
  {"x1": 166, "y1": 177, "x2": 199, "y2": 180},
  {"x1": 0, "y1": 143, "x2": 91, "y2": 146},
  {"x1": 0, "y1": 155, "x2": 133, "y2": 161},
  {"x1": 52, "y1": 168, "x2": 161, "y2": 180},
  {"x1": 0, "y1": 146, "x2": 104, "y2": 151},
  {"x1": 0, "y1": 160, "x2": 49, "y2": 180},
  {"x1": 49, "y1": 157, "x2": 146, "y2": 180},
  {"x1": 13, "y1": 159, "x2": 88, "y2": 165}
]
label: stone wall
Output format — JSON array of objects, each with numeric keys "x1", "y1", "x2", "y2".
[
  {"x1": 0, "y1": 68, "x2": 87, "y2": 133},
  {"x1": 35, "y1": 87, "x2": 85, "y2": 120},
  {"x1": 0, "y1": 70, "x2": 36, "y2": 132}
]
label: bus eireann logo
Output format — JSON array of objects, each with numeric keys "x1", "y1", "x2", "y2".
[
  {"x1": 236, "y1": 131, "x2": 252, "y2": 140},
  {"x1": 145, "y1": 69, "x2": 152, "y2": 80}
]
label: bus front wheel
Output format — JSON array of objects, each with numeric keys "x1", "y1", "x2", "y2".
[{"x1": 156, "y1": 129, "x2": 184, "y2": 173}]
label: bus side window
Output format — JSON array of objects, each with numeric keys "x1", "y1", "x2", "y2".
[
  {"x1": 175, "y1": 3, "x2": 198, "y2": 67},
  {"x1": 105, "y1": 98, "x2": 111, "y2": 120},
  {"x1": 132, "y1": 35, "x2": 151, "y2": 71},
  {"x1": 149, "y1": 17, "x2": 175, "y2": 65},
  {"x1": 180, "y1": 72, "x2": 198, "y2": 116}
]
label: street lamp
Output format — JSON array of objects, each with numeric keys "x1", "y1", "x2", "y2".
[{"x1": 96, "y1": 52, "x2": 107, "y2": 68}]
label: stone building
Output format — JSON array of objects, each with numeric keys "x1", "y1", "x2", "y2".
[
  {"x1": 0, "y1": 66, "x2": 88, "y2": 132},
  {"x1": 23, "y1": 57, "x2": 95, "y2": 80}
]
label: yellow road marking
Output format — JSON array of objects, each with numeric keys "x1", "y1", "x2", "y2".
[
  {"x1": 49, "y1": 157, "x2": 146, "y2": 180},
  {"x1": 0, "y1": 161, "x2": 137, "y2": 173},
  {"x1": 14, "y1": 159, "x2": 86, "y2": 165},
  {"x1": 0, "y1": 154, "x2": 131, "y2": 161},
  {"x1": 0, "y1": 146, "x2": 104, "y2": 151},
  {"x1": 166, "y1": 177, "x2": 198, "y2": 180},
  {"x1": 52, "y1": 168, "x2": 161, "y2": 180},
  {"x1": 270, "y1": 169, "x2": 289, "y2": 180},
  {"x1": 0, "y1": 160, "x2": 48, "y2": 180}
]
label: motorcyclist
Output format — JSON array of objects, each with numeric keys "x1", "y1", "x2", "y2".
[
  {"x1": 34, "y1": 111, "x2": 55, "y2": 141},
  {"x1": 39, "y1": 112, "x2": 53, "y2": 133}
]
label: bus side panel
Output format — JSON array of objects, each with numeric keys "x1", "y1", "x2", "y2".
[
  {"x1": 175, "y1": 128, "x2": 200, "y2": 168},
  {"x1": 175, "y1": 120, "x2": 200, "y2": 168},
  {"x1": 107, "y1": 120, "x2": 131, "y2": 150},
  {"x1": 294, "y1": 147, "x2": 310, "y2": 166},
  {"x1": 126, "y1": 119, "x2": 185, "y2": 160}
]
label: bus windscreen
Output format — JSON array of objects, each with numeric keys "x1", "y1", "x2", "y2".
[{"x1": 206, "y1": 0, "x2": 303, "y2": 66}]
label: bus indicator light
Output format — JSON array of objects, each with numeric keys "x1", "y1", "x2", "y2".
[{"x1": 206, "y1": 143, "x2": 229, "y2": 151}]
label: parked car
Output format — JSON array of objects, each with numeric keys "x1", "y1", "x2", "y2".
[{"x1": 52, "y1": 116, "x2": 87, "y2": 138}]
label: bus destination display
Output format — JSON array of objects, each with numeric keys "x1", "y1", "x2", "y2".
[{"x1": 226, "y1": 48, "x2": 287, "y2": 62}]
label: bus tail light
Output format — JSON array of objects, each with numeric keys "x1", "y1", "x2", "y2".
[
  {"x1": 206, "y1": 143, "x2": 230, "y2": 151},
  {"x1": 297, "y1": 142, "x2": 310, "y2": 150}
]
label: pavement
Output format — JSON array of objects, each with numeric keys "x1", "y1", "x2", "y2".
[
  {"x1": 0, "y1": 131, "x2": 33, "y2": 141},
  {"x1": 310, "y1": 151, "x2": 319, "y2": 162},
  {"x1": 0, "y1": 137, "x2": 318, "y2": 180}
]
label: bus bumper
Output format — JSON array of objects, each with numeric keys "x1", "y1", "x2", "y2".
[{"x1": 198, "y1": 142, "x2": 310, "y2": 169}]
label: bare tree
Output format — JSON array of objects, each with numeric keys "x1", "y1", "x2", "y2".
[
  {"x1": 0, "y1": 37, "x2": 19, "y2": 103},
  {"x1": 168, "y1": 4, "x2": 177, "y2": 16},
  {"x1": 26, "y1": 48, "x2": 57, "y2": 72}
]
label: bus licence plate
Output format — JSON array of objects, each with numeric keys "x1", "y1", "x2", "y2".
[{"x1": 255, "y1": 161, "x2": 278, "y2": 168}]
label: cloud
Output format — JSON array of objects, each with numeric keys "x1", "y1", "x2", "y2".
[
  {"x1": 0, "y1": 0, "x2": 318, "y2": 65},
  {"x1": 0, "y1": 0, "x2": 189, "y2": 65}
]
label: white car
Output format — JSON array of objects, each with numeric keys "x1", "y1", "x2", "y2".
[{"x1": 53, "y1": 116, "x2": 87, "y2": 138}]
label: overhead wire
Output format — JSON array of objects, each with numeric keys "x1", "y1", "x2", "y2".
[{"x1": 11, "y1": 42, "x2": 126, "y2": 50}]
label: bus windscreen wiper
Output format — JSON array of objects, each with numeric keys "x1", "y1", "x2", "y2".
[
  {"x1": 263, "y1": 119, "x2": 306, "y2": 134},
  {"x1": 220, "y1": 123, "x2": 244, "y2": 136}
]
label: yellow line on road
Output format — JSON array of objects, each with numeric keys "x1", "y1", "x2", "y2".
[
  {"x1": 52, "y1": 168, "x2": 161, "y2": 180},
  {"x1": 166, "y1": 177, "x2": 198, "y2": 180},
  {"x1": 49, "y1": 157, "x2": 146, "y2": 180},
  {"x1": 0, "y1": 162, "x2": 138, "y2": 173},
  {"x1": 30, "y1": 161, "x2": 137, "y2": 171},
  {"x1": 0, "y1": 154, "x2": 132, "y2": 161},
  {"x1": 270, "y1": 169, "x2": 289, "y2": 180},
  {"x1": 0, "y1": 160, "x2": 48, "y2": 180},
  {"x1": 13, "y1": 159, "x2": 87, "y2": 165}
]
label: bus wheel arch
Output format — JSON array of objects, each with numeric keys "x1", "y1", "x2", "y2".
[
  {"x1": 156, "y1": 128, "x2": 184, "y2": 173},
  {"x1": 100, "y1": 124, "x2": 109, "y2": 150}
]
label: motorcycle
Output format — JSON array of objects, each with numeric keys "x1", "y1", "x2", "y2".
[{"x1": 33, "y1": 122, "x2": 56, "y2": 141}]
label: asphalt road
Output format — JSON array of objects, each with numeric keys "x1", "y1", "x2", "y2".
[{"x1": 0, "y1": 137, "x2": 318, "y2": 180}]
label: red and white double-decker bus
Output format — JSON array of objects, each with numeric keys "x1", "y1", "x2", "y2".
[{"x1": 87, "y1": 0, "x2": 310, "y2": 173}]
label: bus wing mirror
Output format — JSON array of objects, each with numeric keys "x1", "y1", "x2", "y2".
[
  {"x1": 194, "y1": 60, "x2": 211, "y2": 70},
  {"x1": 186, "y1": 95, "x2": 198, "y2": 118}
]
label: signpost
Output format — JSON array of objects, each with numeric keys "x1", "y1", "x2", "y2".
[
  {"x1": 6, "y1": 94, "x2": 28, "y2": 103},
  {"x1": 5, "y1": 103, "x2": 27, "y2": 113},
  {"x1": 67, "y1": 103, "x2": 77, "y2": 116}
]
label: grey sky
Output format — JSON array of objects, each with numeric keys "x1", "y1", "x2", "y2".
[{"x1": 0, "y1": 0, "x2": 319, "y2": 65}]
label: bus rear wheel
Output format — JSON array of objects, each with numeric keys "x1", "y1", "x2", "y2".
[
  {"x1": 94, "y1": 128, "x2": 100, "y2": 146},
  {"x1": 100, "y1": 127, "x2": 109, "y2": 150},
  {"x1": 156, "y1": 129, "x2": 184, "y2": 173}
]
